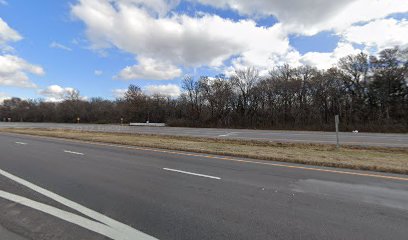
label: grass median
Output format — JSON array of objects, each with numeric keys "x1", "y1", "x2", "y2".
[{"x1": 1, "y1": 128, "x2": 407, "y2": 175}]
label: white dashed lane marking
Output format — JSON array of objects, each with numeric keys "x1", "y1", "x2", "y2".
[
  {"x1": 63, "y1": 150, "x2": 84, "y2": 155},
  {"x1": 163, "y1": 168, "x2": 221, "y2": 180}
]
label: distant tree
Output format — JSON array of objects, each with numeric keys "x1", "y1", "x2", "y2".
[
  {"x1": 230, "y1": 67, "x2": 260, "y2": 126},
  {"x1": 1, "y1": 46, "x2": 407, "y2": 132},
  {"x1": 369, "y1": 47, "x2": 408, "y2": 124},
  {"x1": 181, "y1": 75, "x2": 203, "y2": 124},
  {"x1": 124, "y1": 84, "x2": 148, "y2": 122}
]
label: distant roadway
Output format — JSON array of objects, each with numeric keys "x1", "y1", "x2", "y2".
[
  {"x1": 0, "y1": 122, "x2": 407, "y2": 147},
  {"x1": 0, "y1": 132, "x2": 407, "y2": 239}
]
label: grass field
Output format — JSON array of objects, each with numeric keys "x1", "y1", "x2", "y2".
[{"x1": 1, "y1": 128, "x2": 407, "y2": 175}]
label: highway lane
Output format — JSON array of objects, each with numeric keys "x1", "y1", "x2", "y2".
[
  {"x1": 1, "y1": 122, "x2": 408, "y2": 147},
  {"x1": 0, "y1": 133, "x2": 407, "y2": 239}
]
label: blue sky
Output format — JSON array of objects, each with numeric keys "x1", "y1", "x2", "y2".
[
  {"x1": 0, "y1": 0, "x2": 135, "y2": 100},
  {"x1": 0, "y1": 0, "x2": 407, "y2": 101}
]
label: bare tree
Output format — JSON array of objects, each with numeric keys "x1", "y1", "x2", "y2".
[
  {"x1": 182, "y1": 75, "x2": 203, "y2": 123},
  {"x1": 230, "y1": 67, "x2": 260, "y2": 126},
  {"x1": 2, "y1": 47, "x2": 407, "y2": 132}
]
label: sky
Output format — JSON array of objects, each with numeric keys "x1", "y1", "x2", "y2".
[{"x1": 1, "y1": 0, "x2": 408, "y2": 102}]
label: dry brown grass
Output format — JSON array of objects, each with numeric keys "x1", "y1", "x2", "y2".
[{"x1": 1, "y1": 128, "x2": 407, "y2": 175}]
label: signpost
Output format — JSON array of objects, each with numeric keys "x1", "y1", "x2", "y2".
[{"x1": 335, "y1": 115, "x2": 340, "y2": 148}]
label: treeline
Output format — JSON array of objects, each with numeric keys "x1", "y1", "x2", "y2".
[{"x1": 1, "y1": 47, "x2": 408, "y2": 132}]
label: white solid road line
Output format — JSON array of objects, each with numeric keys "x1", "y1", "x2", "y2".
[
  {"x1": 163, "y1": 168, "x2": 221, "y2": 180},
  {"x1": 0, "y1": 168, "x2": 157, "y2": 240},
  {"x1": 15, "y1": 142, "x2": 27, "y2": 145},
  {"x1": 63, "y1": 150, "x2": 84, "y2": 155}
]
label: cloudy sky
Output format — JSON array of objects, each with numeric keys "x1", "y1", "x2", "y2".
[{"x1": 1, "y1": 0, "x2": 408, "y2": 101}]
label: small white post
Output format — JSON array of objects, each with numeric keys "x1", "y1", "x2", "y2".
[{"x1": 335, "y1": 115, "x2": 340, "y2": 148}]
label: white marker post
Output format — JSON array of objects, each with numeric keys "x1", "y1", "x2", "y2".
[{"x1": 335, "y1": 115, "x2": 340, "y2": 148}]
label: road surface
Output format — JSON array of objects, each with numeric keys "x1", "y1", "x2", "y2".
[
  {"x1": 0, "y1": 132, "x2": 407, "y2": 239},
  {"x1": 1, "y1": 122, "x2": 407, "y2": 148}
]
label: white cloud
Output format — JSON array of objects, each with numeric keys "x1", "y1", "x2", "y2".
[
  {"x1": 0, "y1": 92, "x2": 10, "y2": 104},
  {"x1": 0, "y1": 54, "x2": 44, "y2": 88},
  {"x1": 144, "y1": 84, "x2": 181, "y2": 97},
  {"x1": 299, "y1": 17, "x2": 408, "y2": 69},
  {"x1": 71, "y1": 0, "x2": 291, "y2": 77},
  {"x1": 71, "y1": 0, "x2": 408, "y2": 75},
  {"x1": 116, "y1": 57, "x2": 181, "y2": 80},
  {"x1": 113, "y1": 84, "x2": 181, "y2": 98},
  {"x1": 118, "y1": 0, "x2": 181, "y2": 17},
  {"x1": 38, "y1": 85, "x2": 77, "y2": 102},
  {"x1": 0, "y1": 0, "x2": 7, "y2": 5},
  {"x1": 300, "y1": 42, "x2": 362, "y2": 69},
  {"x1": 94, "y1": 69, "x2": 103, "y2": 76},
  {"x1": 342, "y1": 18, "x2": 408, "y2": 50},
  {"x1": 196, "y1": 0, "x2": 408, "y2": 35},
  {"x1": 112, "y1": 88, "x2": 127, "y2": 98},
  {"x1": 50, "y1": 41, "x2": 72, "y2": 51},
  {"x1": 0, "y1": 17, "x2": 22, "y2": 45},
  {"x1": 0, "y1": 18, "x2": 44, "y2": 88}
]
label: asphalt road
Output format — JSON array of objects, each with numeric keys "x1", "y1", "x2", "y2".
[
  {"x1": 1, "y1": 122, "x2": 408, "y2": 148},
  {"x1": 0, "y1": 132, "x2": 407, "y2": 240}
]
